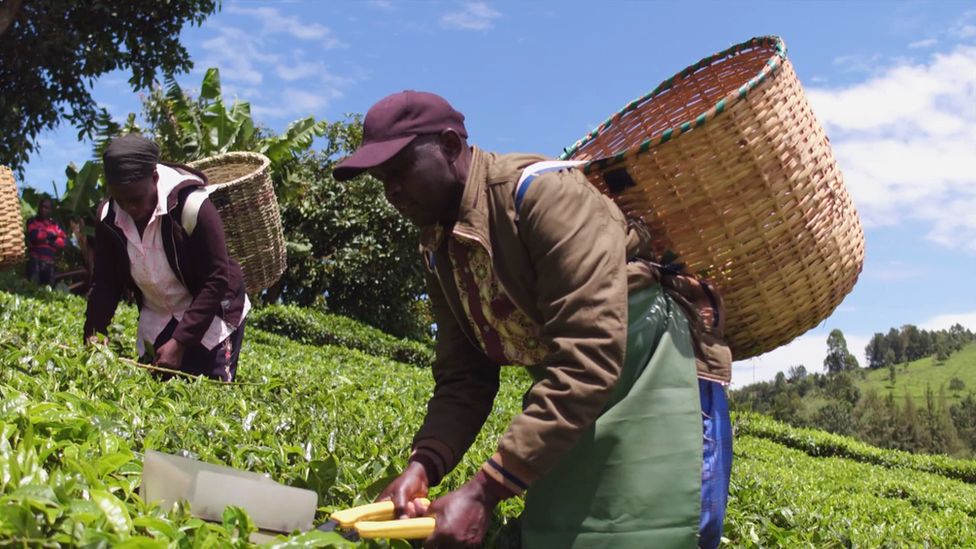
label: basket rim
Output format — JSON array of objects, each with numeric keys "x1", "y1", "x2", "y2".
[
  {"x1": 187, "y1": 151, "x2": 271, "y2": 189},
  {"x1": 559, "y1": 35, "x2": 787, "y2": 172}
]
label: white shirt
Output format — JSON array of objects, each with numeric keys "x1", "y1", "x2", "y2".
[{"x1": 114, "y1": 164, "x2": 249, "y2": 355}]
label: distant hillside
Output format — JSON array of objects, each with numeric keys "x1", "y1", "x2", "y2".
[
  {"x1": 731, "y1": 342, "x2": 976, "y2": 458},
  {"x1": 858, "y1": 342, "x2": 976, "y2": 405}
]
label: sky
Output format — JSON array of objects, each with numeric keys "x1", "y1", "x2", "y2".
[{"x1": 15, "y1": 0, "x2": 976, "y2": 386}]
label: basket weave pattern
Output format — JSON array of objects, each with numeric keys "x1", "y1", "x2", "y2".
[
  {"x1": 188, "y1": 152, "x2": 286, "y2": 295},
  {"x1": 0, "y1": 166, "x2": 25, "y2": 270},
  {"x1": 564, "y1": 37, "x2": 864, "y2": 360}
]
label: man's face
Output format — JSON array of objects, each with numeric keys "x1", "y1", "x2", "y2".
[
  {"x1": 108, "y1": 174, "x2": 158, "y2": 226},
  {"x1": 38, "y1": 200, "x2": 52, "y2": 219},
  {"x1": 368, "y1": 135, "x2": 463, "y2": 227}
]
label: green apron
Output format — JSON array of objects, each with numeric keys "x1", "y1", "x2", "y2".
[{"x1": 521, "y1": 284, "x2": 702, "y2": 548}]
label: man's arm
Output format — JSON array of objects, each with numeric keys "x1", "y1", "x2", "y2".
[
  {"x1": 171, "y1": 198, "x2": 231, "y2": 347},
  {"x1": 409, "y1": 267, "x2": 501, "y2": 486},
  {"x1": 51, "y1": 222, "x2": 66, "y2": 249},
  {"x1": 484, "y1": 168, "x2": 629, "y2": 494}
]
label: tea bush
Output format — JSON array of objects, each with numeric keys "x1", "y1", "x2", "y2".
[{"x1": 1, "y1": 282, "x2": 975, "y2": 547}]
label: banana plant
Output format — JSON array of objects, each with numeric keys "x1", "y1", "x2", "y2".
[{"x1": 144, "y1": 67, "x2": 328, "y2": 201}]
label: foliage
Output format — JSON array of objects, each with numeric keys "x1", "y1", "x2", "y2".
[
  {"x1": 275, "y1": 141, "x2": 429, "y2": 340},
  {"x1": 726, "y1": 435, "x2": 976, "y2": 547},
  {"x1": 858, "y1": 342, "x2": 976, "y2": 406},
  {"x1": 249, "y1": 305, "x2": 433, "y2": 368},
  {"x1": 3, "y1": 279, "x2": 976, "y2": 546},
  {"x1": 950, "y1": 377, "x2": 966, "y2": 392},
  {"x1": 142, "y1": 68, "x2": 328, "y2": 199},
  {"x1": 731, "y1": 344, "x2": 976, "y2": 458},
  {"x1": 866, "y1": 323, "x2": 974, "y2": 369},
  {"x1": 0, "y1": 280, "x2": 524, "y2": 546},
  {"x1": 0, "y1": 0, "x2": 219, "y2": 173},
  {"x1": 823, "y1": 329, "x2": 859, "y2": 374},
  {"x1": 735, "y1": 413, "x2": 976, "y2": 484}
]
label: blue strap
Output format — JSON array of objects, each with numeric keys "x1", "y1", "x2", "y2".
[{"x1": 514, "y1": 160, "x2": 586, "y2": 221}]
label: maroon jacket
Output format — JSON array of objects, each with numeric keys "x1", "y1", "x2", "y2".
[{"x1": 83, "y1": 164, "x2": 247, "y2": 348}]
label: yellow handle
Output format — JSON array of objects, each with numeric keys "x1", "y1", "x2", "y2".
[
  {"x1": 355, "y1": 517, "x2": 436, "y2": 539},
  {"x1": 329, "y1": 498, "x2": 431, "y2": 529}
]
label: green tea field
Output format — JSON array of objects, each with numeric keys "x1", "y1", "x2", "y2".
[{"x1": 1, "y1": 279, "x2": 975, "y2": 547}]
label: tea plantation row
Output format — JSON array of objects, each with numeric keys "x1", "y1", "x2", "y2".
[{"x1": 1, "y1": 281, "x2": 974, "y2": 546}]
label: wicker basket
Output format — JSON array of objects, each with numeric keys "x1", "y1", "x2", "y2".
[
  {"x1": 188, "y1": 152, "x2": 286, "y2": 295},
  {"x1": 0, "y1": 165, "x2": 25, "y2": 270},
  {"x1": 562, "y1": 36, "x2": 864, "y2": 360}
]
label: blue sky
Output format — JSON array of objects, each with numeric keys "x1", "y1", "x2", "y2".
[{"x1": 17, "y1": 0, "x2": 976, "y2": 385}]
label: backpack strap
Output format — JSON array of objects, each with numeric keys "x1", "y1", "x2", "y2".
[
  {"x1": 180, "y1": 188, "x2": 211, "y2": 236},
  {"x1": 514, "y1": 160, "x2": 586, "y2": 222}
]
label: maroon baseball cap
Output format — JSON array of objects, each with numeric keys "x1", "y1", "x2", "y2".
[{"x1": 332, "y1": 90, "x2": 468, "y2": 181}]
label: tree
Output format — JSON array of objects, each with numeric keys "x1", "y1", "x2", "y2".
[
  {"x1": 902, "y1": 324, "x2": 929, "y2": 362},
  {"x1": 950, "y1": 393, "x2": 976, "y2": 454},
  {"x1": 865, "y1": 332, "x2": 888, "y2": 369},
  {"x1": 922, "y1": 385, "x2": 964, "y2": 456},
  {"x1": 0, "y1": 0, "x2": 219, "y2": 172},
  {"x1": 935, "y1": 334, "x2": 951, "y2": 362},
  {"x1": 824, "y1": 371, "x2": 861, "y2": 405},
  {"x1": 813, "y1": 400, "x2": 857, "y2": 436},
  {"x1": 774, "y1": 371, "x2": 787, "y2": 389},
  {"x1": 855, "y1": 390, "x2": 896, "y2": 448},
  {"x1": 824, "y1": 329, "x2": 859, "y2": 374},
  {"x1": 787, "y1": 364, "x2": 808, "y2": 382},
  {"x1": 893, "y1": 393, "x2": 932, "y2": 453},
  {"x1": 277, "y1": 146, "x2": 429, "y2": 339},
  {"x1": 949, "y1": 377, "x2": 966, "y2": 393},
  {"x1": 886, "y1": 327, "x2": 905, "y2": 364}
]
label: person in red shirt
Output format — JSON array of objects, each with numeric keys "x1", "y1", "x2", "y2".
[{"x1": 25, "y1": 197, "x2": 66, "y2": 287}]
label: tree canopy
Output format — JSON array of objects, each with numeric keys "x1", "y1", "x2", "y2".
[
  {"x1": 824, "y1": 328, "x2": 859, "y2": 374},
  {"x1": 0, "y1": 0, "x2": 219, "y2": 173}
]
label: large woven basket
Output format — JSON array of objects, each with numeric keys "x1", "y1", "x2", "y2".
[
  {"x1": 562, "y1": 36, "x2": 864, "y2": 360},
  {"x1": 0, "y1": 165, "x2": 25, "y2": 270},
  {"x1": 188, "y1": 152, "x2": 286, "y2": 295}
]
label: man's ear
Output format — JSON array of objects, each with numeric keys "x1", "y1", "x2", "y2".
[
  {"x1": 439, "y1": 129, "x2": 464, "y2": 163},
  {"x1": 153, "y1": 169, "x2": 160, "y2": 184}
]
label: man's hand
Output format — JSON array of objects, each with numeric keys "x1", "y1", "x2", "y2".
[
  {"x1": 86, "y1": 334, "x2": 108, "y2": 346},
  {"x1": 155, "y1": 339, "x2": 185, "y2": 370},
  {"x1": 377, "y1": 461, "x2": 430, "y2": 519},
  {"x1": 423, "y1": 471, "x2": 501, "y2": 548}
]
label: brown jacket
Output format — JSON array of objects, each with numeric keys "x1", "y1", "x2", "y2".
[{"x1": 411, "y1": 147, "x2": 730, "y2": 493}]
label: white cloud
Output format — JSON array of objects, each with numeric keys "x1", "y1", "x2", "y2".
[
  {"x1": 252, "y1": 88, "x2": 341, "y2": 120},
  {"x1": 806, "y1": 45, "x2": 976, "y2": 251},
  {"x1": 831, "y1": 53, "x2": 884, "y2": 74},
  {"x1": 909, "y1": 38, "x2": 938, "y2": 49},
  {"x1": 860, "y1": 261, "x2": 927, "y2": 282},
  {"x1": 731, "y1": 332, "x2": 870, "y2": 387},
  {"x1": 275, "y1": 61, "x2": 324, "y2": 82},
  {"x1": 920, "y1": 311, "x2": 976, "y2": 331},
  {"x1": 199, "y1": 26, "x2": 279, "y2": 85},
  {"x1": 193, "y1": 17, "x2": 356, "y2": 121},
  {"x1": 950, "y1": 10, "x2": 976, "y2": 39},
  {"x1": 441, "y1": 2, "x2": 501, "y2": 31},
  {"x1": 227, "y1": 5, "x2": 345, "y2": 48}
]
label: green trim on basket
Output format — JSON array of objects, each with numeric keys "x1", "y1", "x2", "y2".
[{"x1": 565, "y1": 36, "x2": 788, "y2": 172}]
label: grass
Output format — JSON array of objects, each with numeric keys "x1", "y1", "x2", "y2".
[{"x1": 856, "y1": 343, "x2": 976, "y2": 405}]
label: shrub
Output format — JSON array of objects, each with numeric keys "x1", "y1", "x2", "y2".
[{"x1": 249, "y1": 304, "x2": 433, "y2": 367}]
